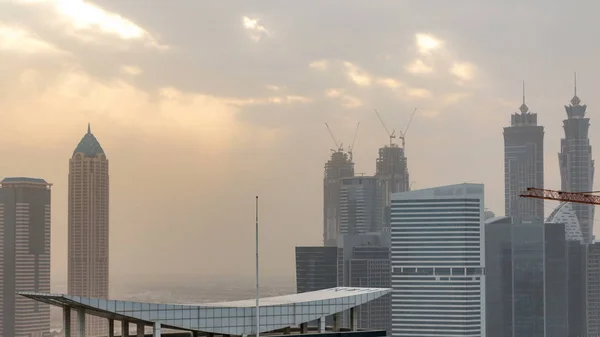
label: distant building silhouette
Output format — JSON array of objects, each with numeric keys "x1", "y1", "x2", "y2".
[
  {"x1": 375, "y1": 144, "x2": 409, "y2": 227},
  {"x1": 339, "y1": 176, "x2": 384, "y2": 235},
  {"x1": 323, "y1": 151, "x2": 354, "y2": 246},
  {"x1": 559, "y1": 78, "x2": 595, "y2": 243},
  {"x1": 0, "y1": 177, "x2": 51, "y2": 337},
  {"x1": 68, "y1": 124, "x2": 109, "y2": 337},
  {"x1": 503, "y1": 85, "x2": 544, "y2": 223}
]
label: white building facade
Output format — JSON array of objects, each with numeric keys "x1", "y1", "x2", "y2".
[{"x1": 390, "y1": 183, "x2": 485, "y2": 337}]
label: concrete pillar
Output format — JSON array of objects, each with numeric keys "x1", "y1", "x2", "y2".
[
  {"x1": 153, "y1": 321, "x2": 161, "y2": 337},
  {"x1": 63, "y1": 307, "x2": 71, "y2": 337},
  {"x1": 122, "y1": 320, "x2": 130, "y2": 337},
  {"x1": 350, "y1": 307, "x2": 358, "y2": 331},
  {"x1": 283, "y1": 326, "x2": 291, "y2": 335},
  {"x1": 77, "y1": 308, "x2": 85, "y2": 337},
  {"x1": 333, "y1": 313, "x2": 340, "y2": 332},
  {"x1": 137, "y1": 322, "x2": 145, "y2": 337},
  {"x1": 108, "y1": 319, "x2": 115, "y2": 337},
  {"x1": 300, "y1": 323, "x2": 308, "y2": 334},
  {"x1": 318, "y1": 317, "x2": 326, "y2": 332}
]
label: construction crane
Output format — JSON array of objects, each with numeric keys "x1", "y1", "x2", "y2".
[
  {"x1": 348, "y1": 122, "x2": 360, "y2": 162},
  {"x1": 520, "y1": 187, "x2": 600, "y2": 205},
  {"x1": 374, "y1": 108, "x2": 418, "y2": 148},
  {"x1": 325, "y1": 123, "x2": 344, "y2": 153}
]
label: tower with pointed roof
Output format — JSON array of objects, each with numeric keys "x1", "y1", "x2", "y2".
[
  {"x1": 68, "y1": 124, "x2": 109, "y2": 337},
  {"x1": 503, "y1": 81, "x2": 545, "y2": 223},
  {"x1": 559, "y1": 73, "x2": 595, "y2": 243}
]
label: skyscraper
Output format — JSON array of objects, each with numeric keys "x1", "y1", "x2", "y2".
[
  {"x1": 324, "y1": 150, "x2": 354, "y2": 246},
  {"x1": 375, "y1": 145, "x2": 409, "y2": 227},
  {"x1": 0, "y1": 177, "x2": 51, "y2": 337},
  {"x1": 485, "y1": 217, "x2": 568, "y2": 337},
  {"x1": 339, "y1": 176, "x2": 384, "y2": 235},
  {"x1": 503, "y1": 85, "x2": 544, "y2": 223},
  {"x1": 559, "y1": 76, "x2": 595, "y2": 243},
  {"x1": 390, "y1": 183, "x2": 486, "y2": 337},
  {"x1": 68, "y1": 124, "x2": 109, "y2": 337}
]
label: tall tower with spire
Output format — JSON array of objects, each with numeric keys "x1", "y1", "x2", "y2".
[
  {"x1": 503, "y1": 81, "x2": 545, "y2": 222},
  {"x1": 559, "y1": 73, "x2": 595, "y2": 243},
  {"x1": 68, "y1": 124, "x2": 109, "y2": 336}
]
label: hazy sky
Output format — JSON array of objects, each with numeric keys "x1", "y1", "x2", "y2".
[{"x1": 1, "y1": 0, "x2": 599, "y2": 290}]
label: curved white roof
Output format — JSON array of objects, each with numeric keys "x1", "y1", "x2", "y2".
[
  {"x1": 546, "y1": 202, "x2": 583, "y2": 243},
  {"x1": 19, "y1": 287, "x2": 391, "y2": 336}
]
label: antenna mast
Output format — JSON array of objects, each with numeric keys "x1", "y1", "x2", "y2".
[{"x1": 255, "y1": 196, "x2": 260, "y2": 337}]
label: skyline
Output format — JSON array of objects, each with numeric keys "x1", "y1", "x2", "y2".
[{"x1": 2, "y1": 0, "x2": 600, "y2": 287}]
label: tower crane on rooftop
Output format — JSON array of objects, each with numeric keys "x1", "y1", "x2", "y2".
[
  {"x1": 325, "y1": 122, "x2": 360, "y2": 161},
  {"x1": 374, "y1": 108, "x2": 418, "y2": 148},
  {"x1": 520, "y1": 187, "x2": 600, "y2": 205}
]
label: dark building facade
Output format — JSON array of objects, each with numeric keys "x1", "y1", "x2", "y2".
[
  {"x1": 503, "y1": 96, "x2": 544, "y2": 223},
  {"x1": 559, "y1": 88, "x2": 595, "y2": 243},
  {"x1": 338, "y1": 233, "x2": 391, "y2": 334},
  {"x1": 295, "y1": 246, "x2": 342, "y2": 294},
  {"x1": 0, "y1": 177, "x2": 52, "y2": 337},
  {"x1": 485, "y1": 218, "x2": 568, "y2": 337}
]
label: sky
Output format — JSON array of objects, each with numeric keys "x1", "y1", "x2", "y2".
[{"x1": 2, "y1": 0, "x2": 600, "y2": 291}]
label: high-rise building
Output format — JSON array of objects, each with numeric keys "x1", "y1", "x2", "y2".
[
  {"x1": 295, "y1": 246, "x2": 342, "y2": 327},
  {"x1": 339, "y1": 176, "x2": 384, "y2": 235},
  {"x1": 68, "y1": 124, "x2": 109, "y2": 337},
  {"x1": 559, "y1": 78, "x2": 595, "y2": 243},
  {"x1": 338, "y1": 233, "x2": 391, "y2": 334},
  {"x1": 375, "y1": 145, "x2": 409, "y2": 227},
  {"x1": 390, "y1": 183, "x2": 486, "y2": 337},
  {"x1": 585, "y1": 243, "x2": 600, "y2": 335},
  {"x1": 324, "y1": 151, "x2": 354, "y2": 246},
  {"x1": 0, "y1": 177, "x2": 51, "y2": 337},
  {"x1": 503, "y1": 88, "x2": 544, "y2": 223},
  {"x1": 485, "y1": 217, "x2": 568, "y2": 337}
]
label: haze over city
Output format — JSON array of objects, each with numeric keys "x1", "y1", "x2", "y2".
[{"x1": 2, "y1": 0, "x2": 599, "y2": 291}]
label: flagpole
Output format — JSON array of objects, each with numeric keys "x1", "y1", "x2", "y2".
[{"x1": 255, "y1": 196, "x2": 260, "y2": 337}]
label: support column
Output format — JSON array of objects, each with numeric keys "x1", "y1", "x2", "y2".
[
  {"x1": 300, "y1": 323, "x2": 308, "y2": 334},
  {"x1": 108, "y1": 319, "x2": 115, "y2": 337},
  {"x1": 77, "y1": 308, "x2": 85, "y2": 337},
  {"x1": 122, "y1": 320, "x2": 130, "y2": 337},
  {"x1": 137, "y1": 322, "x2": 145, "y2": 337},
  {"x1": 318, "y1": 317, "x2": 326, "y2": 332},
  {"x1": 63, "y1": 307, "x2": 71, "y2": 337},
  {"x1": 333, "y1": 313, "x2": 340, "y2": 332},
  {"x1": 153, "y1": 321, "x2": 161, "y2": 337},
  {"x1": 191, "y1": 331, "x2": 199, "y2": 337},
  {"x1": 350, "y1": 308, "x2": 357, "y2": 331}
]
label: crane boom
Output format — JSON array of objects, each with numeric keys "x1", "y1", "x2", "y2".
[
  {"x1": 520, "y1": 187, "x2": 600, "y2": 206},
  {"x1": 348, "y1": 122, "x2": 360, "y2": 161},
  {"x1": 325, "y1": 123, "x2": 342, "y2": 151}
]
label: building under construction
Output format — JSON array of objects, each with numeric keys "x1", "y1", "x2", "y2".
[
  {"x1": 324, "y1": 150, "x2": 354, "y2": 246},
  {"x1": 373, "y1": 109, "x2": 415, "y2": 227}
]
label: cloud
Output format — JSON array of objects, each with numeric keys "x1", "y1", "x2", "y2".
[
  {"x1": 15, "y1": 0, "x2": 168, "y2": 49},
  {"x1": 405, "y1": 87, "x2": 432, "y2": 99},
  {"x1": 120, "y1": 65, "x2": 142, "y2": 76},
  {"x1": 0, "y1": 22, "x2": 64, "y2": 54},
  {"x1": 226, "y1": 95, "x2": 312, "y2": 106},
  {"x1": 266, "y1": 84, "x2": 281, "y2": 91},
  {"x1": 242, "y1": 16, "x2": 270, "y2": 42},
  {"x1": 309, "y1": 59, "x2": 329, "y2": 71},
  {"x1": 405, "y1": 59, "x2": 434, "y2": 74},
  {"x1": 343, "y1": 61, "x2": 371, "y2": 86},
  {"x1": 450, "y1": 62, "x2": 476, "y2": 82},
  {"x1": 325, "y1": 88, "x2": 362, "y2": 109},
  {"x1": 377, "y1": 78, "x2": 402, "y2": 89},
  {"x1": 415, "y1": 33, "x2": 442, "y2": 55}
]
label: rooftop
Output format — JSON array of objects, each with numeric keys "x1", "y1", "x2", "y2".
[
  {"x1": 73, "y1": 123, "x2": 105, "y2": 157},
  {"x1": 1, "y1": 177, "x2": 48, "y2": 184}
]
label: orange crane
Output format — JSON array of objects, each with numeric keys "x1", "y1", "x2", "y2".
[{"x1": 520, "y1": 187, "x2": 600, "y2": 205}]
